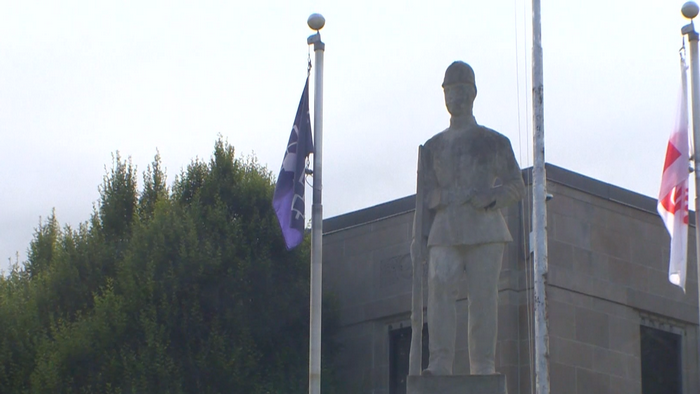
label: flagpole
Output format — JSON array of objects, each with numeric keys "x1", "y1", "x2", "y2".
[
  {"x1": 307, "y1": 13, "x2": 325, "y2": 394},
  {"x1": 532, "y1": 0, "x2": 550, "y2": 392},
  {"x1": 681, "y1": 2, "x2": 700, "y2": 383}
]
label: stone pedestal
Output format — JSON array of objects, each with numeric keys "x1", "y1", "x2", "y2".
[{"x1": 406, "y1": 374, "x2": 507, "y2": 394}]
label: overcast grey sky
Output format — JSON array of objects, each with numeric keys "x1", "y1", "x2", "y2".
[{"x1": 0, "y1": 1, "x2": 689, "y2": 270}]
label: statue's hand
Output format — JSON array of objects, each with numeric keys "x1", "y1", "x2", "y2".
[{"x1": 468, "y1": 188, "x2": 497, "y2": 210}]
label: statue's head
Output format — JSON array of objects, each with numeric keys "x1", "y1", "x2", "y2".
[{"x1": 442, "y1": 61, "x2": 477, "y2": 117}]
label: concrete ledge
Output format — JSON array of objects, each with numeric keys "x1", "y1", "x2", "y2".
[{"x1": 407, "y1": 374, "x2": 508, "y2": 394}]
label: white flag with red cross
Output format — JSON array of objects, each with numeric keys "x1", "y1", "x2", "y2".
[{"x1": 658, "y1": 57, "x2": 690, "y2": 292}]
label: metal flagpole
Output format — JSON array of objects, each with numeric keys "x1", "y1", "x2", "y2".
[
  {"x1": 681, "y1": 2, "x2": 700, "y2": 384},
  {"x1": 531, "y1": 0, "x2": 550, "y2": 392},
  {"x1": 307, "y1": 13, "x2": 325, "y2": 394}
]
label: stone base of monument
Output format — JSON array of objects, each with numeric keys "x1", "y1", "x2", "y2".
[{"x1": 406, "y1": 374, "x2": 507, "y2": 394}]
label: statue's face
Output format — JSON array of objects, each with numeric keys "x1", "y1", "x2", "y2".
[{"x1": 444, "y1": 83, "x2": 475, "y2": 116}]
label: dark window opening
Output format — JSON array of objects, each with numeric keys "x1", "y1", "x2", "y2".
[
  {"x1": 389, "y1": 324, "x2": 429, "y2": 394},
  {"x1": 641, "y1": 325, "x2": 682, "y2": 394}
]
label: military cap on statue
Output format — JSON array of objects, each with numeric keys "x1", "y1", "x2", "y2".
[{"x1": 442, "y1": 61, "x2": 477, "y2": 96}]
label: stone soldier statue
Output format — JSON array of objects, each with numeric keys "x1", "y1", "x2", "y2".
[{"x1": 411, "y1": 61, "x2": 525, "y2": 376}]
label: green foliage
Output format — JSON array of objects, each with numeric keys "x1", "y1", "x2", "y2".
[
  {"x1": 26, "y1": 210, "x2": 60, "y2": 278},
  {"x1": 139, "y1": 150, "x2": 168, "y2": 221},
  {"x1": 0, "y1": 138, "x2": 340, "y2": 393},
  {"x1": 100, "y1": 152, "x2": 138, "y2": 248}
]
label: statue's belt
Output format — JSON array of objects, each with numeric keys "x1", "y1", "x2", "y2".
[{"x1": 427, "y1": 188, "x2": 476, "y2": 210}]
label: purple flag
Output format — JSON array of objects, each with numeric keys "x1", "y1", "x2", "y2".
[{"x1": 273, "y1": 77, "x2": 313, "y2": 249}]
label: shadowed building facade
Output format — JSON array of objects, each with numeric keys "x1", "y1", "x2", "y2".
[{"x1": 322, "y1": 164, "x2": 699, "y2": 394}]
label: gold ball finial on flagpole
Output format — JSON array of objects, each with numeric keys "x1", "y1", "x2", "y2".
[
  {"x1": 307, "y1": 13, "x2": 325, "y2": 31},
  {"x1": 682, "y1": 1, "x2": 699, "y2": 19}
]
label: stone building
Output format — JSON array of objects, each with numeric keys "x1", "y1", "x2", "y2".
[{"x1": 322, "y1": 164, "x2": 699, "y2": 394}]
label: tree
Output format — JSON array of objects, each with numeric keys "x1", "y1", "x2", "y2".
[{"x1": 0, "y1": 138, "x2": 339, "y2": 394}]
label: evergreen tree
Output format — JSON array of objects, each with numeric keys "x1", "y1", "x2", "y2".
[{"x1": 0, "y1": 138, "x2": 340, "y2": 394}]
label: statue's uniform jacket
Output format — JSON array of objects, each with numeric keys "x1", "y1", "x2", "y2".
[{"x1": 421, "y1": 122, "x2": 525, "y2": 247}]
